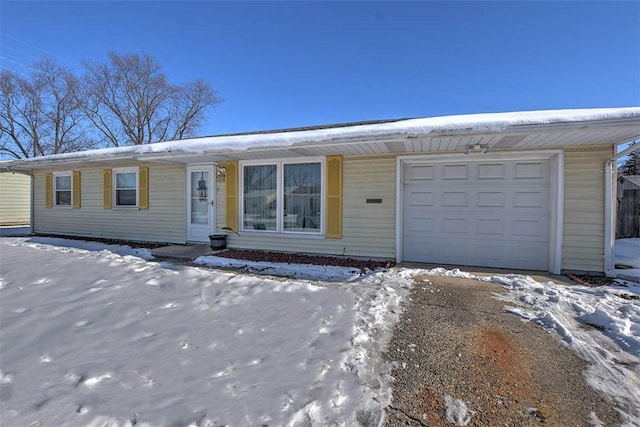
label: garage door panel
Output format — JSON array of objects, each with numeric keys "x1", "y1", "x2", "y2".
[
  {"x1": 408, "y1": 190, "x2": 434, "y2": 206},
  {"x1": 404, "y1": 164, "x2": 434, "y2": 180},
  {"x1": 514, "y1": 161, "x2": 547, "y2": 180},
  {"x1": 406, "y1": 186, "x2": 549, "y2": 211},
  {"x1": 442, "y1": 217, "x2": 468, "y2": 233},
  {"x1": 407, "y1": 216, "x2": 434, "y2": 232},
  {"x1": 403, "y1": 158, "x2": 550, "y2": 270},
  {"x1": 442, "y1": 164, "x2": 468, "y2": 180},
  {"x1": 476, "y1": 218, "x2": 504, "y2": 235},
  {"x1": 403, "y1": 236, "x2": 548, "y2": 270},
  {"x1": 404, "y1": 236, "x2": 437, "y2": 259},
  {"x1": 477, "y1": 191, "x2": 505, "y2": 207},
  {"x1": 509, "y1": 242, "x2": 547, "y2": 268},
  {"x1": 477, "y1": 163, "x2": 506, "y2": 179},
  {"x1": 512, "y1": 218, "x2": 546, "y2": 237},
  {"x1": 513, "y1": 190, "x2": 546, "y2": 208},
  {"x1": 442, "y1": 191, "x2": 468, "y2": 207}
]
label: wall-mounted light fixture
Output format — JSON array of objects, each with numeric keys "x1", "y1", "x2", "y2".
[{"x1": 464, "y1": 143, "x2": 489, "y2": 155}]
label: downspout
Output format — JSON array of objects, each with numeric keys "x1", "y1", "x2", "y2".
[
  {"x1": 604, "y1": 142, "x2": 640, "y2": 277},
  {"x1": 604, "y1": 159, "x2": 615, "y2": 277}
]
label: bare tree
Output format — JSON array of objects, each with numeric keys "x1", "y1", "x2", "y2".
[
  {"x1": 618, "y1": 141, "x2": 639, "y2": 176},
  {"x1": 81, "y1": 52, "x2": 220, "y2": 147},
  {"x1": 0, "y1": 59, "x2": 93, "y2": 159}
]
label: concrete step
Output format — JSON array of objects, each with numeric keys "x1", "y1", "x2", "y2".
[{"x1": 151, "y1": 244, "x2": 215, "y2": 261}]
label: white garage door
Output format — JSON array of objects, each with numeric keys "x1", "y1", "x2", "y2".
[{"x1": 402, "y1": 159, "x2": 550, "y2": 270}]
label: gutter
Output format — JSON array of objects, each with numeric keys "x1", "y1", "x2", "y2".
[
  {"x1": 604, "y1": 142, "x2": 639, "y2": 277},
  {"x1": 1, "y1": 165, "x2": 32, "y2": 176}
]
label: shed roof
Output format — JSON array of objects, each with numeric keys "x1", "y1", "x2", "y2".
[
  {"x1": 4, "y1": 107, "x2": 640, "y2": 169},
  {"x1": 619, "y1": 176, "x2": 640, "y2": 187}
]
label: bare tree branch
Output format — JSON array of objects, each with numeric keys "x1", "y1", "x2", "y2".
[
  {"x1": 0, "y1": 59, "x2": 94, "y2": 158},
  {"x1": 81, "y1": 52, "x2": 220, "y2": 146},
  {"x1": 1, "y1": 52, "x2": 221, "y2": 157}
]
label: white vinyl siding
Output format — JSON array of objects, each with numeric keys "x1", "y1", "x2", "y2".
[
  {"x1": 0, "y1": 172, "x2": 31, "y2": 226},
  {"x1": 562, "y1": 145, "x2": 612, "y2": 272},
  {"x1": 219, "y1": 156, "x2": 396, "y2": 259},
  {"x1": 34, "y1": 164, "x2": 185, "y2": 243}
]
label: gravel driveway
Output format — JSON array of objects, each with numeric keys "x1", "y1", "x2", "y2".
[{"x1": 383, "y1": 275, "x2": 620, "y2": 426}]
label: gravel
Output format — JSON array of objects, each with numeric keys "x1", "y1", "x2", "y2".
[{"x1": 382, "y1": 275, "x2": 621, "y2": 427}]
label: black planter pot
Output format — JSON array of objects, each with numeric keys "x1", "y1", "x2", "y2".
[{"x1": 208, "y1": 234, "x2": 227, "y2": 250}]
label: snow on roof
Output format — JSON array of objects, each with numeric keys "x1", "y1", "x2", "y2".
[{"x1": 7, "y1": 107, "x2": 640, "y2": 166}]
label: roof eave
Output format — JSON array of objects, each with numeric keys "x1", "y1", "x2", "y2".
[{"x1": 4, "y1": 111, "x2": 639, "y2": 170}]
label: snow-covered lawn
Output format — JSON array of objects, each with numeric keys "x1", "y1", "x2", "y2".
[
  {"x1": 616, "y1": 238, "x2": 640, "y2": 280},
  {"x1": 0, "y1": 237, "x2": 408, "y2": 426},
  {"x1": 1, "y1": 237, "x2": 639, "y2": 426}
]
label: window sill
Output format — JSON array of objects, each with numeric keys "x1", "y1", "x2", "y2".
[
  {"x1": 111, "y1": 206, "x2": 140, "y2": 211},
  {"x1": 53, "y1": 205, "x2": 73, "y2": 210},
  {"x1": 239, "y1": 230, "x2": 326, "y2": 240}
]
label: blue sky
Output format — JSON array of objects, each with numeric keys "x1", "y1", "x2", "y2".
[{"x1": 1, "y1": 1, "x2": 639, "y2": 137}]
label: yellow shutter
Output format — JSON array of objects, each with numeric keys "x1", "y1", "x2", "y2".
[
  {"x1": 326, "y1": 155, "x2": 343, "y2": 239},
  {"x1": 103, "y1": 170, "x2": 112, "y2": 209},
  {"x1": 72, "y1": 171, "x2": 81, "y2": 209},
  {"x1": 139, "y1": 167, "x2": 149, "y2": 210},
  {"x1": 225, "y1": 161, "x2": 238, "y2": 232},
  {"x1": 45, "y1": 173, "x2": 53, "y2": 208}
]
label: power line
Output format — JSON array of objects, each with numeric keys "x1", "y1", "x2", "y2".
[
  {"x1": 0, "y1": 32, "x2": 79, "y2": 68},
  {"x1": 0, "y1": 55, "x2": 36, "y2": 72},
  {"x1": 0, "y1": 43, "x2": 43, "y2": 62}
]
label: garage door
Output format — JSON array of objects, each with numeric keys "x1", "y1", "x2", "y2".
[{"x1": 402, "y1": 159, "x2": 550, "y2": 270}]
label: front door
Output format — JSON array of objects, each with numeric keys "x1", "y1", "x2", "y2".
[{"x1": 186, "y1": 165, "x2": 215, "y2": 242}]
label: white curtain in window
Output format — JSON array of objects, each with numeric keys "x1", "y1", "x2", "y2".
[
  {"x1": 243, "y1": 165, "x2": 277, "y2": 231},
  {"x1": 191, "y1": 171, "x2": 209, "y2": 225},
  {"x1": 55, "y1": 175, "x2": 71, "y2": 206},
  {"x1": 115, "y1": 172, "x2": 137, "y2": 205},
  {"x1": 284, "y1": 163, "x2": 321, "y2": 232}
]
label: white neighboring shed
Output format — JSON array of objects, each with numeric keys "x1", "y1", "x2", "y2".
[{"x1": 0, "y1": 171, "x2": 31, "y2": 226}]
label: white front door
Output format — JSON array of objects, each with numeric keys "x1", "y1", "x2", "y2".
[{"x1": 186, "y1": 165, "x2": 216, "y2": 243}]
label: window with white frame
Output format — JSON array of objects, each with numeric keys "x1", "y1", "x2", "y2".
[
  {"x1": 113, "y1": 167, "x2": 138, "y2": 207},
  {"x1": 241, "y1": 160, "x2": 323, "y2": 234},
  {"x1": 53, "y1": 171, "x2": 72, "y2": 207}
]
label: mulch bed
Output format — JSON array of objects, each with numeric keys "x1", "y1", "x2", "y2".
[
  {"x1": 570, "y1": 274, "x2": 618, "y2": 287},
  {"x1": 34, "y1": 234, "x2": 168, "y2": 250},
  {"x1": 215, "y1": 248, "x2": 394, "y2": 273},
  {"x1": 29, "y1": 234, "x2": 632, "y2": 285},
  {"x1": 33, "y1": 234, "x2": 393, "y2": 272}
]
